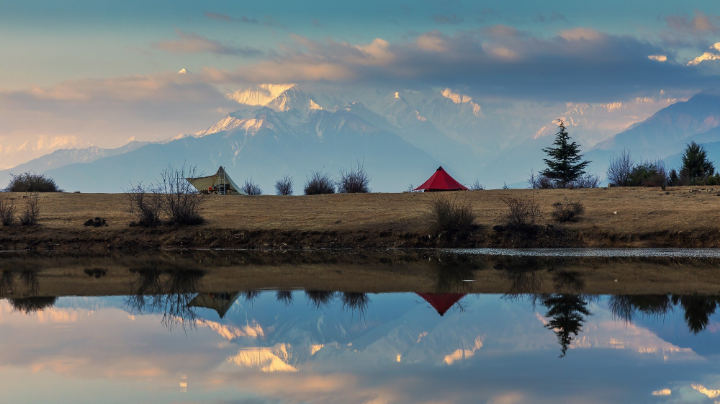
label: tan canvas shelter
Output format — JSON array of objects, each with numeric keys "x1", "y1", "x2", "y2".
[
  {"x1": 189, "y1": 292, "x2": 241, "y2": 319},
  {"x1": 186, "y1": 166, "x2": 246, "y2": 195}
]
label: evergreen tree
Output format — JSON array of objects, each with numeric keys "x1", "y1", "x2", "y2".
[
  {"x1": 541, "y1": 121, "x2": 590, "y2": 188},
  {"x1": 681, "y1": 141, "x2": 715, "y2": 182}
]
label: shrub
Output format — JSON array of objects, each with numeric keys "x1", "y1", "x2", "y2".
[
  {"x1": 275, "y1": 175, "x2": 294, "y2": 195},
  {"x1": 158, "y1": 166, "x2": 205, "y2": 225},
  {"x1": 551, "y1": 199, "x2": 585, "y2": 222},
  {"x1": 501, "y1": 196, "x2": 542, "y2": 228},
  {"x1": 304, "y1": 171, "x2": 335, "y2": 195},
  {"x1": 0, "y1": 199, "x2": 15, "y2": 226},
  {"x1": 470, "y1": 180, "x2": 484, "y2": 191},
  {"x1": 19, "y1": 194, "x2": 40, "y2": 226},
  {"x1": 242, "y1": 179, "x2": 262, "y2": 195},
  {"x1": 572, "y1": 174, "x2": 600, "y2": 189},
  {"x1": 6, "y1": 172, "x2": 61, "y2": 192},
  {"x1": 628, "y1": 159, "x2": 667, "y2": 187},
  {"x1": 337, "y1": 162, "x2": 370, "y2": 193},
  {"x1": 426, "y1": 194, "x2": 476, "y2": 234},
  {"x1": 126, "y1": 183, "x2": 162, "y2": 227},
  {"x1": 528, "y1": 169, "x2": 556, "y2": 189},
  {"x1": 606, "y1": 149, "x2": 633, "y2": 186},
  {"x1": 84, "y1": 217, "x2": 107, "y2": 227}
]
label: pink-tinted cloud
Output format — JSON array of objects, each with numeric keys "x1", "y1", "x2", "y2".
[
  {"x1": 666, "y1": 11, "x2": 720, "y2": 34},
  {"x1": 152, "y1": 30, "x2": 264, "y2": 57}
]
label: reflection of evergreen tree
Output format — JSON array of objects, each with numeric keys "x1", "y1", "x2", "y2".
[
  {"x1": 673, "y1": 295, "x2": 719, "y2": 334},
  {"x1": 542, "y1": 294, "x2": 590, "y2": 358}
]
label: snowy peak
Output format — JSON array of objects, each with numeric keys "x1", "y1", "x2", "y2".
[
  {"x1": 440, "y1": 88, "x2": 483, "y2": 117},
  {"x1": 228, "y1": 84, "x2": 297, "y2": 106},
  {"x1": 227, "y1": 83, "x2": 323, "y2": 112}
]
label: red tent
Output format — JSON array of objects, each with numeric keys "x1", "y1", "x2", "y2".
[
  {"x1": 417, "y1": 293, "x2": 467, "y2": 316},
  {"x1": 414, "y1": 167, "x2": 468, "y2": 192}
]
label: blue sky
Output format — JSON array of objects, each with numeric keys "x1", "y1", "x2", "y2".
[
  {"x1": 3, "y1": 0, "x2": 720, "y2": 167},
  {"x1": 2, "y1": 0, "x2": 720, "y2": 89}
]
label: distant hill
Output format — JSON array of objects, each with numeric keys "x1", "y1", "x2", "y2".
[
  {"x1": 0, "y1": 142, "x2": 148, "y2": 189},
  {"x1": 45, "y1": 107, "x2": 446, "y2": 193}
]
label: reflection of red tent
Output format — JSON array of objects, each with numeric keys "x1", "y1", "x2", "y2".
[
  {"x1": 417, "y1": 293, "x2": 467, "y2": 316},
  {"x1": 414, "y1": 167, "x2": 468, "y2": 192}
]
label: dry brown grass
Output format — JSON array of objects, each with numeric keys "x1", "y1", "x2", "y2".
[{"x1": 0, "y1": 186, "x2": 719, "y2": 248}]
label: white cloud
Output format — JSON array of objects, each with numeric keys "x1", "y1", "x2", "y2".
[
  {"x1": 651, "y1": 388, "x2": 671, "y2": 396},
  {"x1": 648, "y1": 54, "x2": 667, "y2": 62}
]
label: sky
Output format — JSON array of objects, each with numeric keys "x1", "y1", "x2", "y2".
[{"x1": 3, "y1": 0, "x2": 720, "y2": 167}]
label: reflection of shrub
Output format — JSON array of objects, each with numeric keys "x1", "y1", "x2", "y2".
[
  {"x1": 10, "y1": 296, "x2": 57, "y2": 313},
  {"x1": 426, "y1": 195, "x2": 476, "y2": 234},
  {"x1": 276, "y1": 290, "x2": 293, "y2": 305},
  {"x1": 501, "y1": 196, "x2": 541, "y2": 229},
  {"x1": 305, "y1": 290, "x2": 336, "y2": 308},
  {"x1": 551, "y1": 200, "x2": 585, "y2": 223},
  {"x1": 304, "y1": 171, "x2": 335, "y2": 195},
  {"x1": 341, "y1": 292, "x2": 370, "y2": 316},
  {"x1": 6, "y1": 172, "x2": 60, "y2": 192}
]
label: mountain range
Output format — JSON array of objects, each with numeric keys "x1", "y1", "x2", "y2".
[{"x1": 2, "y1": 84, "x2": 720, "y2": 192}]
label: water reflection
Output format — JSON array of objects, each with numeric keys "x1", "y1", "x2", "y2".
[{"x1": 610, "y1": 294, "x2": 720, "y2": 334}]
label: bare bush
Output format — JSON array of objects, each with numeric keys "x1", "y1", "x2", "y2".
[
  {"x1": 158, "y1": 166, "x2": 204, "y2": 225},
  {"x1": 551, "y1": 199, "x2": 585, "y2": 222},
  {"x1": 470, "y1": 180, "x2": 484, "y2": 191},
  {"x1": 606, "y1": 149, "x2": 633, "y2": 186},
  {"x1": 20, "y1": 193, "x2": 40, "y2": 226},
  {"x1": 337, "y1": 162, "x2": 371, "y2": 193},
  {"x1": 275, "y1": 175, "x2": 294, "y2": 195},
  {"x1": 126, "y1": 183, "x2": 162, "y2": 227},
  {"x1": 0, "y1": 199, "x2": 15, "y2": 226},
  {"x1": 501, "y1": 196, "x2": 542, "y2": 228},
  {"x1": 304, "y1": 171, "x2": 335, "y2": 195},
  {"x1": 242, "y1": 178, "x2": 262, "y2": 195},
  {"x1": 573, "y1": 173, "x2": 600, "y2": 188},
  {"x1": 6, "y1": 171, "x2": 61, "y2": 192},
  {"x1": 528, "y1": 169, "x2": 556, "y2": 189},
  {"x1": 426, "y1": 194, "x2": 476, "y2": 234}
]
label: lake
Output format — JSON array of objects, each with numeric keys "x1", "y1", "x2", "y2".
[{"x1": 1, "y1": 250, "x2": 720, "y2": 404}]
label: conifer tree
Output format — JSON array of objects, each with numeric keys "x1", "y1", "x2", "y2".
[
  {"x1": 681, "y1": 141, "x2": 715, "y2": 182},
  {"x1": 541, "y1": 121, "x2": 590, "y2": 188}
]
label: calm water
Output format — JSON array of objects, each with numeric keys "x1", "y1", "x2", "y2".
[{"x1": 1, "y1": 251, "x2": 720, "y2": 404}]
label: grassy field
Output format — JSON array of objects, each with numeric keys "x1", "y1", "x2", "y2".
[{"x1": 0, "y1": 186, "x2": 719, "y2": 250}]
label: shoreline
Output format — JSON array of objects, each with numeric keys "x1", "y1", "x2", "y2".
[{"x1": 1, "y1": 187, "x2": 719, "y2": 251}]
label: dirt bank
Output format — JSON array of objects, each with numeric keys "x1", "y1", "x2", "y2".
[{"x1": 0, "y1": 187, "x2": 719, "y2": 250}]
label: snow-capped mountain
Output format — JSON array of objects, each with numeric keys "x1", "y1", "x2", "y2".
[{"x1": 44, "y1": 105, "x2": 445, "y2": 193}]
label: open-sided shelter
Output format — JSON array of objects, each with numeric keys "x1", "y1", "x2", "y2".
[
  {"x1": 414, "y1": 167, "x2": 468, "y2": 192},
  {"x1": 186, "y1": 166, "x2": 246, "y2": 195}
]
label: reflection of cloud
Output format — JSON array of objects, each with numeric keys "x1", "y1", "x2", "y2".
[
  {"x1": 227, "y1": 345, "x2": 297, "y2": 373},
  {"x1": 443, "y1": 336, "x2": 483, "y2": 365},
  {"x1": 487, "y1": 392, "x2": 525, "y2": 404},
  {"x1": 197, "y1": 319, "x2": 264, "y2": 341},
  {"x1": 432, "y1": 14, "x2": 463, "y2": 25}
]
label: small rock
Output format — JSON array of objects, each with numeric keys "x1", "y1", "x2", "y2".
[{"x1": 613, "y1": 211, "x2": 618, "y2": 215}]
